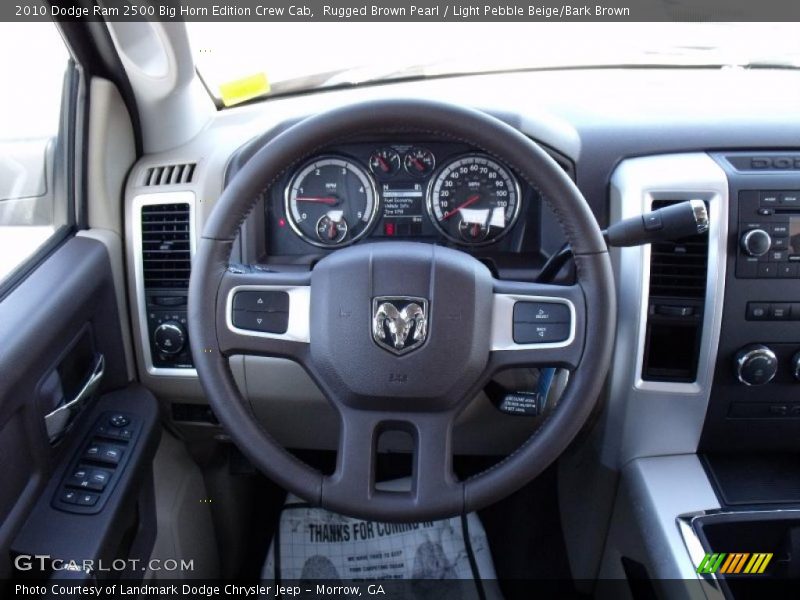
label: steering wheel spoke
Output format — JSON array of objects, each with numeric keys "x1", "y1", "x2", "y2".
[
  {"x1": 322, "y1": 410, "x2": 462, "y2": 521},
  {"x1": 489, "y1": 280, "x2": 586, "y2": 371},
  {"x1": 214, "y1": 267, "x2": 311, "y2": 359}
]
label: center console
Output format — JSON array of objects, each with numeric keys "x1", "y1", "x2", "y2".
[{"x1": 701, "y1": 152, "x2": 800, "y2": 452}]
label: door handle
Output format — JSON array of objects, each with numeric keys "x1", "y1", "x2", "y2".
[{"x1": 45, "y1": 354, "x2": 105, "y2": 442}]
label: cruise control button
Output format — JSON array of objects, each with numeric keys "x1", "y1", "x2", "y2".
[
  {"x1": 513, "y1": 322, "x2": 570, "y2": 344},
  {"x1": 513, "y1": 302, "x2": 570, "y2": 324}
]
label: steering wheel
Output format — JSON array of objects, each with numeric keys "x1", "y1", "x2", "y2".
[{"x1": 188, "y1": 99, "x2": 616, "y2": 522}]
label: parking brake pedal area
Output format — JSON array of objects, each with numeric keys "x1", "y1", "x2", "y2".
[{"x1": 52, "y1": 411, "x2": 142, "y2": 514}]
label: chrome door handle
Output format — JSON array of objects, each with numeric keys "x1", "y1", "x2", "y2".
[{"x1": 45, "y1": 354, "x2": 105, "y2": 442}]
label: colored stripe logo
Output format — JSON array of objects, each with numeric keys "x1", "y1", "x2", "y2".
[{"x1": 696, "y1": 552, "x2": 773, "y2": 574}]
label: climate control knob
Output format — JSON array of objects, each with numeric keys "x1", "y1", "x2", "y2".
[
  {"x1": 735, "y1": 344, "x2": 777, "y2": 386},
  {"x1": 740, "y1": 229, "x2": 772, "y2": 257},
  {"x1": 153, "y1": 322, "x2": 186, "y2": 356}
]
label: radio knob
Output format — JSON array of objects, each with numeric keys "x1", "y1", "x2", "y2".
[
  {"x1": 153, "y1": 322, "x2": 186, "y2": 356},
  {"x1": 740, "y1": 229, "x2": 772, "y2": 257},
  {"x1": 735, "y1": 344, "x2": 778, "y2": 386}
]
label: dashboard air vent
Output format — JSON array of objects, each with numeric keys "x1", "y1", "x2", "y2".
[
  {"x1": 648, "y1": 200, "x2": 709, "y2": 299},
  {"x1": 144, "y1": 163, "x2": 196, "y2": 186},
  {"x1": 141, "y1": 203, "x2": 191, "y2": 289},
  {"x1": 642, "y1": 199, "x2": 709, "y2": 383}
]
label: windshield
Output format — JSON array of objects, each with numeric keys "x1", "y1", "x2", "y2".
[{"x1": 187, "y1": 23, "x2": 800, "y2": 106}]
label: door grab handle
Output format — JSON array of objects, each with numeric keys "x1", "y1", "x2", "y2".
[{"x1": 45, "y1": 354, "x2": 105, "y2": 442}]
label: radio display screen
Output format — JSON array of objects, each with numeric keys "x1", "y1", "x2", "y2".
[{"x1": 790, "y1": 217, "x2": 800, "y2": 255}]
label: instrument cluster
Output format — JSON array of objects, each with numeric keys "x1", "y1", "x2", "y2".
[{"x1": 275, "y1": 141, "x2": 527, "y2": 251}]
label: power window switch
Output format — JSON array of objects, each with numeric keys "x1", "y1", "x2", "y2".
[
  {"x1": 97, "y1": 445, "x2": 124, "y2": 465},
  {"x1": 87, "y1": 469, "x2": 112, "y2": 491},
  {"x1": 67, "y1": 467, "x2": 90, "y2": 488},
  {"x1": 76, "y1": 492, "x2": 99, "y2": 507},
  {"x1": 60, "y1": 489, "x2": 79, "y2": 505}
]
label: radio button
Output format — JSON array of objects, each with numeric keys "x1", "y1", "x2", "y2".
[
  {"x1": 760, "y1": 191, "x2": 780, "y2": 205},
  {"x1": 773, "y1": 237, "x2": 788, "y2": 251},
  {"x1": 780, "y1": 192, "x2": 800, "y2": 206},
  {"x1": 770, "y1": 250, "x2": 788, "y2": 262},
  {"x1": 758, "y1": 263, "x2": 777, "y2": 277},
  {"x1": 778, "y1": 264, "x2": 799, "y2": 278},
  {"x1": 771, "y1": 224, "x2": 790, "y2": 237}
]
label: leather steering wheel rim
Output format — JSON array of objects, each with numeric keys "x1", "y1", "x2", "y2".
[{"x1": 188, "y1": 99, "x2": 616, "y2": 522}]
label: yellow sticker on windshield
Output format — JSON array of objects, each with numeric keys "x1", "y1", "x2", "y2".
[{"x1": 219, "y1": 73, "x2": 270, "y2": 107}]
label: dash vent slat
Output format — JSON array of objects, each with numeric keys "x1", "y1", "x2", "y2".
[
  {"x1": 143, "y1": 162, "x2": 196, "y2": 187},
  {"x1": 141, "y1": 203, "x2": 191, "y2": 289},
  {"x1": 648, "y1": 200, "x2": 709, "y2": 299}
]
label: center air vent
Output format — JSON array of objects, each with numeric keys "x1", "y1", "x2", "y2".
[
  {"x1": 642, "y1": 199, "x2": 709, "y2": 383},
  {"x1": 141, "y1": 203, "x2": 191, "y2": 289},
  {"x1": 143, "y1": 163, "x2": 196, "y2": 187},
  {"x1": 648, "y1": 200, "x2": 709, "y2": 299}
]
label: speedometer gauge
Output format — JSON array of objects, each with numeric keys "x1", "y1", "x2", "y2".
[
  {"x1": 427, "y1": 155, "x2": 521, "y2": 245},
  {"x1": 285, "y1": 156, "x2": 378, "y2": 247}
]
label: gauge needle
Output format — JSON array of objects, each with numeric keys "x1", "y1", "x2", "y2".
[
  {"x1": 442, "y1": 194, "x2": 481, "y2": 220},
  {"x1": 411, "y1": 157, "x2": 426, "y2": 172},
  {"x1": 296, "y1": 196, "x2": 338, "y2": 205},
  {"x1": 376, "y1": 156, "x2": 389, "y2": 172}
]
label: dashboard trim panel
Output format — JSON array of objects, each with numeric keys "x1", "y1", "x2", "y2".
[{"x1": 131, "y1": 191, "x2": 198, "y2": 378}]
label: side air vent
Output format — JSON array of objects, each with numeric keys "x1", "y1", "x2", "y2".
[
  {"x1": 143, "y1": 163, "x2": 196, "y2": 187},
  {"x1": 141, "y1": 203, "x2": 191, "y2": 289},
  {"x1": 642, "y1": 199, "x2": 709, "y2": 383}
]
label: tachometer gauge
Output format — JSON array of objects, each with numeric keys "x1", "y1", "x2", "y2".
[
  {"x1": 369, "y1": 148, "x2": 401, "y2": 176},
  {"x1": 427, "y1": 154, "x2": 521, "y2": 245},
  {"x1": 285, "y1": 156, "x2": 378, "y2": 247},
  {"x1": 404, "y1": 147, "x2": 435, "y2": 177}
]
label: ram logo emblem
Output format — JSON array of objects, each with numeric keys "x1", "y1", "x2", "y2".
[{"x1": 372, "y1": 297, "x2": 429, "y2": 355}]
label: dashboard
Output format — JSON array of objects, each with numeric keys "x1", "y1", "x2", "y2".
[{"x1": 124, "y1": 67, "x2": 800, "y2": 460}]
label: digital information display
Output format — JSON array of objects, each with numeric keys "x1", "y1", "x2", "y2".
[
  {"x1": 382, "y1": 183, "x2": 423, "y2": 217},
  {"x1": 380, "y1": 183, "x2": 424, "y2": 237}
]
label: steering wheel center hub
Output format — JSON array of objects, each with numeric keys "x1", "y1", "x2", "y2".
[{"x1": 309, "y1": 242, "x2": 493, "y2": 411}]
